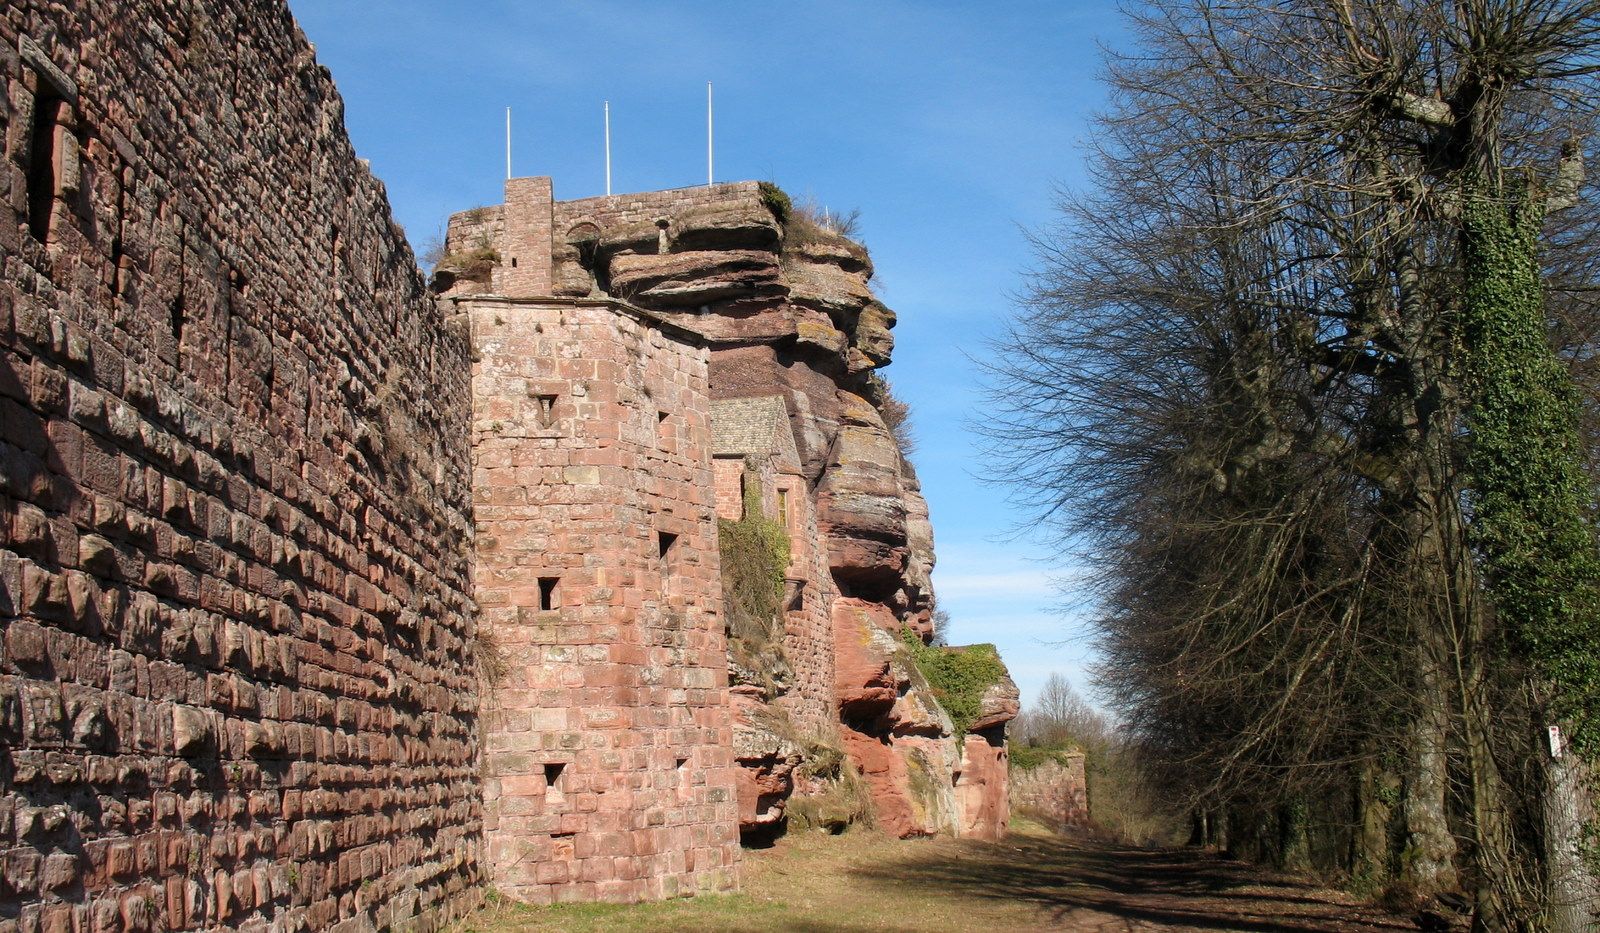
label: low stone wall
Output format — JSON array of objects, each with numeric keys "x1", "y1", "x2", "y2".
[{"x1": 1011, "y1": 755, "x2": 1090, "y2": 831}]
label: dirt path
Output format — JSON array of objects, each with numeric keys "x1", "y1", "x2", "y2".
[
  {"x1": 853, "y1": 826, "x2": 1417, "y2": 932},
  {"x1": 456, "y1": 822, "x2": 1419, "y2": 932}
]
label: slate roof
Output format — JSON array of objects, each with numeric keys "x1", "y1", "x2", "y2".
[{"x1": 711, "y1": 396, "x2": 802, "y2": 472}]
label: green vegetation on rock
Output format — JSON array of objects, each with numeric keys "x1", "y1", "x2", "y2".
[
  {"x1": 1008, "y1": 742, "x2": 1079, "y2": 773},
  {"x1": 719, "y1": 466, "x2": 792, "y2": 693},
  {"x1": 758, "y1": 181, "x2": 792, "y2": 224},
  {"x1": 900, "y1": 631, "x2": 1006, "y2": 736}
]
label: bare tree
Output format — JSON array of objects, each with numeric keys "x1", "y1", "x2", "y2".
[{"x1": 987, "y1": 2, "x2": 1600, "y2": 927}]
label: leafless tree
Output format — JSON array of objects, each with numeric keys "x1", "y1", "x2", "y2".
[{"x1": 987, "y1": 2, "x2": 1600, "y2": 927}]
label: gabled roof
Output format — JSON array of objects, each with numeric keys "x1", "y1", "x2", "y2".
[{"x1": 711, "y1": 395, "x2": 802, "y2": 473}]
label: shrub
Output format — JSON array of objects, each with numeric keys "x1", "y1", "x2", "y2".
[
  {"x1": 900, "y1": 631, "x2": 1006, "y2": 736},
  {"x1": 869, "y1": 373, "x2": 916, "y2": 457},
  {"x1": 758, "y1": 181, "x2": 792, "y2": 224},
  {"x1": 720, "y1": 465, "x2": 792, "y2": 693}
]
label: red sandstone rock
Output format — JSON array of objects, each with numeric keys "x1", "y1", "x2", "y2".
[
  {"x1": 445, "y1": 176, "x2": 1020, "y2": 856},
  {"x1": 610, "y1": 250, "x2": 785, "y2": 308}
]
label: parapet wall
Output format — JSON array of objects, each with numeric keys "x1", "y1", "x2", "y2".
[{"x1": 0, "y1": 2, "x2": 479, "y2": 930}]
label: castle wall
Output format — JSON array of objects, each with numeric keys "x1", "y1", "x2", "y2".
[
  {"x1": 465, "y1": 296, "x2": 739, "y2": 904},
  {"x1": 0, "y1": 2, "x2": 480, "y2": 930},
  {"x1": 447, "y1": 176, "x2": 1017, "y2": 845}
]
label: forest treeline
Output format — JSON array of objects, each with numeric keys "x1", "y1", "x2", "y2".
[{"x1": 988, "y1": 3, "x2": 1600, "y2": 930}]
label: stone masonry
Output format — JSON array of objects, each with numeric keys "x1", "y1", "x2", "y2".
[
  {"x1": 464, "y1": 295, "x2": 739, "y2": 904},
  {"x1": 0, "y1": 2, "x2": 480, "y2": 931},
  {"x1": 0, "y1": 0, "x2": 1018, "y2": 925},
  {"x1": 443, "y1": 178, "x2": 1019, "y2": 849}
]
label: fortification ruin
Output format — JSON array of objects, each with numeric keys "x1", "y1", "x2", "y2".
[{"x1": 0, "y1": 1, "x2": 1016, "y2": 928}]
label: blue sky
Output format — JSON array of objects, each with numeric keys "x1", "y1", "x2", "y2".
[{"x1": 288, "y1": 1, "x2": 1129, "y2": 709}]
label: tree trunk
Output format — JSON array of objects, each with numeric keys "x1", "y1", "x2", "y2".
[
  {"x1": 1278, "y1": 798, "x2": 1313, "y2": 873},
  {"x1": 1353, "y1": 757, "x2": 1399, "y2": 892},
  {"x1": 1402, "y1": 637, "x2": 1459, "y2": 896},
  {"x1": 1543, "y1": 723, "x2": 1597, "y2": 932}
]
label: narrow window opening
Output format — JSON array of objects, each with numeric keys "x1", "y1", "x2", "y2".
[
  {"x1": 27, "y1": 89, "x2": 63, "y2": 243},
  {"x1": 737, "y1": 473, "x2": 748, "y2": 519},
  {"x1": 510, "y1": 256, "x2": 518, "y2": 267},
  {"x1": 109, "y1": 236, "x2": 123, "y2": 295},
  {"x1": 169, "y1": 291, "x2": 186, "y2": 344},
  {"x1": 538, "y1": 577, "x2": 560, "y2": 611},
  {"x1": 777, "y1": 489, "x2": 791, "y2": 529},
  {"x1": 544, "y1": 762, "x2": 566, "y2": 803},
  {"x1": 675, "y1": 757, "x2": 688, "y2": 770},
  {"x1": 657, "y1": 410, "x2": 669, "y2": 424},
  {"x1": 534, "y1": 394, "x2": 557, "y2": 427},
  {"x1": 658, "y1": 531, "x2": 678, "y2": 568}
]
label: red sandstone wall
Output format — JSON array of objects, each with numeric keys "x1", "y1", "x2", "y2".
[
  {"x1": 0, "y1": 2, "x2": 481, "y2": 930},
  {"x1": 465, "y1": 297, "x2": 739, "y2": 904},
  {"x1": 446, "y1": 177, "x2": 1016, "y2": 843},
  {"x1": 1010, "y1": 754, "x2": 1090, "y2": 831}
]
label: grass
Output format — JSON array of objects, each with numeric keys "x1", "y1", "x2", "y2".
[
  {"x1": 450, "y1": 814, "x2": 1414, "y2": 932},
  {"x1": 450, "y1": 823, "x2": 1061, "y2": 932}
]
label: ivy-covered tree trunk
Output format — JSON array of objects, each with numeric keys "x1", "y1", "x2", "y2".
[
  {"x1": 1353, "y1": 756, "x2": 1400, "y2": 893},
  {"x1": 1461, "y1": 186, "x2": 1600, "y2": 932}
]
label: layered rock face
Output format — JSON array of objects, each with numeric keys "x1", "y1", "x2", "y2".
[{"x1": 444, "y1": 181, "x2": 1017, "y2": 841}]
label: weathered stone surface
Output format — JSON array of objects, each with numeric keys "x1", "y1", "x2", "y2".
[
  {"x1": 1, "y1": 3, "x2": 480, "y2": 930},
  {"x1": 611, "y1": 250, "x2": 785, "y2": 308},
  {"x1": 971, "y1": 672, "x2": 1022, "y2": 733},
  {"x1": 672, "y1": 201, "x2": 782, "y2": 252},
  {"x1": 465, "y1": 296, "x2": 740, "y2": 904},
  {"x1": 784, "y1": 257, "x2": 876, "y2": 319},
  {"x1": 731, "y1": 703, "x2": 803, "y2": 834},
  {"x1": 852, "y1": 302, "x2": 896, "y2": 368},
  {"x1": 1011, "y1": 753, "x2": 1090, "y2": 831}
]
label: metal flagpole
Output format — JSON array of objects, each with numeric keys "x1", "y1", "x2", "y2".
[
  {"x1": 707, "y1": 81, "x2": 714, "y2": 187},
  {"x1": 604, "y1": 101, "x2": 612, "y2": 196},
  {"x1": 505, "y1": 107, "x2": 512, "y2": 180}
]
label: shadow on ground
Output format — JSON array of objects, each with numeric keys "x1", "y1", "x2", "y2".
[{"x1": 852, "y1": 831, "x2": 1416, "y2": 932}]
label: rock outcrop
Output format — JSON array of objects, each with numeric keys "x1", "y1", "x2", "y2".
[{"x1": 441, "y1": 179, "x2": 1016, "y2": 843}]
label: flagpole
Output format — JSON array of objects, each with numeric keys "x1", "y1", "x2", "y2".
[
  {"x1": 706, "y1": 81, "x2": 714, "y2": 187},
  {"x1": 604, "y1": 100, "x2": 612, "y2": 196},
  {"x1": 505, "y1": 107, "x2": 512, "y2": 180}
]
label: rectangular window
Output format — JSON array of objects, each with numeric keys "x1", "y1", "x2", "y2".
[
  {"x1": 26, "y1": 89, "x2": 63, "y2": 243},
  {"x1": 544, "y1": 762, "x2": 566, "y2": 804},
  {"x1": 538, "y1": 577, "x2": 560, "y2": 611},
  {"x1": 777, "y1": 489, "x2": 790, "y2": 529},
  {"x1": 534, "y1": 394, "x2": 558, "y2": 428}
]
